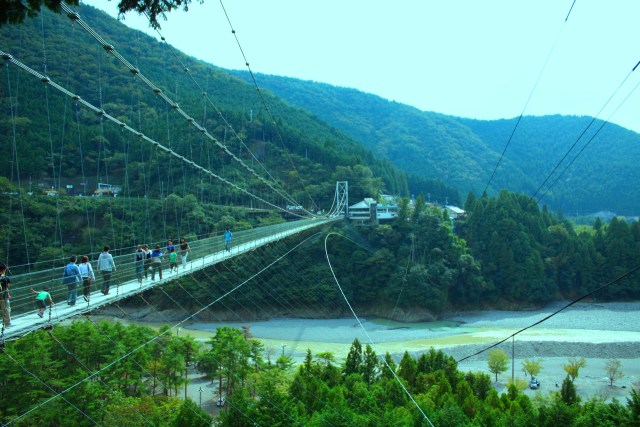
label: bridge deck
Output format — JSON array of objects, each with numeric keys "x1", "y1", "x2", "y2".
[{"x1": 2, "y1": 217, "x2": 338, "y2": 340}]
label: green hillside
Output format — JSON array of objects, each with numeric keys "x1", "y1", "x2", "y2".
[
  {"x1": 232, "y1": 72, "x2": 640, "y2": 215},
  {"x1": 2, "y1": 5, "x2": 639, "y2": 313},
  {"x1": 0, "y1": 5, "x2": 409, "y2": 206},
  {"x1": 0, "y1": 5, "x2": 413, "y2": 266}
]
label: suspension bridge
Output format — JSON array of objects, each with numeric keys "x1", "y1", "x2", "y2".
[
  {"x1": 1, "y1": 214, "x2": 344, "y2": 341},
  {"x1": 0, "y1": 4, "x2": 351, "y2": 345}
]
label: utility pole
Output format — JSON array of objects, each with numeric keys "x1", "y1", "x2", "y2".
[{"x1": 511, "y1": 337, "x2": 515, "y2": 383}]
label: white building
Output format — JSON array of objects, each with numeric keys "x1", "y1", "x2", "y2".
[
  {"x1": 445, "y1": 205, "x2": 465, "y2": 219},
  {"x1": 348, "y1": 198, "x2": 399, "y2": 225}
]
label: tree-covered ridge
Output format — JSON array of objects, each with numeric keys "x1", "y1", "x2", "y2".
[
  {"x1": 460, "y1": 115, "x2": 640, "y2": 214},
  {"x1": 150, "y1": 188, "x2": 640, "y2": 319},
  {"x1": 2, "y1": 322, "x2": 639, "y2": 426},
  {"x1": 0, "y1": 4, "x2": 419, "y2": 268},
  {"x1": 460, "y1": 190, "x2": 640, "y2": 305},
  {"x1": 0, "y1": 5, "x2": 410, "y2": 208},
  {"x1": 231, "y1": 71, "x2": 640, "y2": 215}
]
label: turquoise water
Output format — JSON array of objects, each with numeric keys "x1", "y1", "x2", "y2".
[{"x1": 187, "y1": 317, "x2": 476, "y2": 344}]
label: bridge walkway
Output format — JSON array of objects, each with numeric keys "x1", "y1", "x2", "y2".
[{"x1": 2, "y1": 217, "x2": 339, "y2": 340}]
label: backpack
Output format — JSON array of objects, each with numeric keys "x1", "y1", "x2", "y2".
[
  {"x1": 135, "y1": 251, "x2": 144, "y2": 262},
  {"x1": 63, "y1": 264, "x2": 80, "y2": 284}
]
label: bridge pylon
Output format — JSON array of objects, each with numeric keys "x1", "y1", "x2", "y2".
[{"x1": 335, "y1": 181, "x2": 348, "y2": 217}]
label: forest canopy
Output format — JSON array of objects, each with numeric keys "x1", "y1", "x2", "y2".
[{"x1": 0, "y1": 0, "x2": 195, "y2": 28}]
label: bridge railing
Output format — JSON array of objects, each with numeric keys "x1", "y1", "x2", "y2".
[{"x1": 3, "y1": 218, "x2": 328, "y2": 318}]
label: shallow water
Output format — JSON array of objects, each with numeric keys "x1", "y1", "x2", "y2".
[{"x1": 186, "y1": 317, "x2": 476, "y2": 345}]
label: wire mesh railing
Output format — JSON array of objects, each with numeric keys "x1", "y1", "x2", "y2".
[{"x1": 4, "y1": 218, "x2": 336, "y2": 318}]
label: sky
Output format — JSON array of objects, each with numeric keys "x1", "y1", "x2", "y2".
[{"x1": 88, "y1": 0, "x2": 640, "y2": 133}]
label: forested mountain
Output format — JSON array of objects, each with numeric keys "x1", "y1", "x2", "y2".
[
  {"x1": 0, "y1": 5, "x2": 410, "y2": 204},
  {"x1": 0, "y1": 5, "x2": 416, "y2": 265},
  {"x1": 3, "y1": 6, "x2": 640, "y2": 427},
  {"x1": 231, "y1": 72, "x2": 640, "y2": 215},
  {"x1": 460, "y1": 116, "x2": 640, "y2": 214}
]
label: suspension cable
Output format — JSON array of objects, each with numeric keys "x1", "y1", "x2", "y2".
[
  {"x1": 0, "y1": 49, "x2": 305, "y2": 217},
  {"x1": 217, "y1": 0, "x2": 320, "y2": 213},
  {"x1": 143, "y1": 12, "x2": 308, "y2": 213},
  {"x1": 61, "y1": 3, "x2": 310, "y2": 216},
  {"x1": 324, "y1": 232, "x2": 435, "y2": 427}
]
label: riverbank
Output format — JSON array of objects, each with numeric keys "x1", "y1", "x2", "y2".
[{"x1": 94, "y1": 301, "x2": 640, "y2": 402}]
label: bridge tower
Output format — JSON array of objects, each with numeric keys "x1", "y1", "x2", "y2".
[{"x1": 335, "y1": 181, "x2": 348, "y2": 217}]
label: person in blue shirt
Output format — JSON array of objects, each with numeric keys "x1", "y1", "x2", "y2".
[
  {"x1": 224, "y1": 228, "x2": 232, "y2": 252},
  {"x1": 165, "y1": 239, "x2": 175, "y2": 255},
  {"x1": 62, "y1": 256, "x2": 81, "y2": 306},
  {"x1": 150, "y1": 245, "x2": 164, "y2": 280}
]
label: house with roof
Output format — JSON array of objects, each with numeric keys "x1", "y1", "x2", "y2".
[
  {"x1": 348, "y1": 197, "x2": 399, "y2": 225},
  {"x1": 445, "y1": 205, "x2": 465, "y2": 219}
]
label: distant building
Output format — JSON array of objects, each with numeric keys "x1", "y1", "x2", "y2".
[
  {"x1": 445, "y1": 205, "x2": 465, "y2": 219},
  {"x1": 349, "y1": 198, "x2": 377, "y2": 225},
  {"x1": 93, "y1": 183, "x2": 122, "y2": 197},
  {"x1": 348, "y1": 197, "x2": 399, "y2": 225},
  {"x1": 376, "y1": 204, "x2": 399, "y2": 221}
]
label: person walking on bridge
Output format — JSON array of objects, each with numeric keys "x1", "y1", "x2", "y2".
[
  {"x1": 150, "y1": 245, "x2": 163, "y2": 280},
  {"x1": 31, "y1": 287, "x2": 54, "y2": 318},
  {"x1": 143, "y1": 245, "x2": 151, "y2": 280},
  {"x1": 63, "y1": 256, "x2": 81, "y2": 306},
  {"x1": 224, "y1": 228, "x2": 232, "y2": 252},
  {"x1": 134, "y1": 245, "x2": 145, "y2": 284},
  {"x1": 179, "y1": 238, "x2": 190, "y2": 270},
  {"x1": 78, "y1": 255, "x2": 95, "y2": 303},
  {"x1": 98, "y1": 246, "x2": 116, "y2": 295},
  {"x1": 0, "y1": 262, "x2": 11, "y2": 327}
]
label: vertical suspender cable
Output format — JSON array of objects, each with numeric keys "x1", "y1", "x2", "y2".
[{"x1": 4, "y1": 60, "x2": 32, "y2": 270}]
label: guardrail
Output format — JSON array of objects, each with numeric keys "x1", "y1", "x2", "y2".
[{"x1": 2, "y1": 217, "x2": 339, "y2": 321}]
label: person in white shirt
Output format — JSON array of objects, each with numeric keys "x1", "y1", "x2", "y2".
[
  {"x1": 78, "y1": 255, "x2": 95, "y2": 303},
  {"x1": 97, "y1": 246, "x2": 116, "y2": 295}
]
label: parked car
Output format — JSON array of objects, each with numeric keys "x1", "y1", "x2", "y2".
[
  {"x1": 530, "y1": 377, "x2": 541, "y2": 389},
  {"x1": 216, "y1": 397, "x2": 226, "y2": 407}
]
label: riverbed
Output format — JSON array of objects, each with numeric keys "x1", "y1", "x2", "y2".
[{"x1": 94, "y1": 301, "x2": 640, "y2": 402}]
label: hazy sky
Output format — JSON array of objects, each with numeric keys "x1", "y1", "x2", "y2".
[{"x1": 89, "y1": 0, "x2": 640, "y2": 133}]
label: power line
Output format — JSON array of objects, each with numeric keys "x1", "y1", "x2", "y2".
[
  {"x1": 533, "y1": 63, "x2": 640, "y2": 204},
  {"x1": 323, "y1": 232, "x2": 435, "y2": 427},
  {"x1": 481, "y1": 0, "x2": 577, "y2": 197}
]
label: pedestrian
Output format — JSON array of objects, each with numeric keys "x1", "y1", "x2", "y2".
[
  {"x1": 165, "y1": 239, "x2": 175, "y2": 254},
  {"x1": 31, "y1": 287, "x2": 54, "y2": 318},
  {"x1": 134, "y1": 245, "x2": 145, "y2": 284},
  {"x1": 0, "y1": 262, "x2": 11, "y2": 327},
  {"x1": 178, "y1": 237, "x2": 190, "y2": 269},
  {"x1": 97, "y1": 245, "x2": 116, "y2": 295},
  {"x1": 150, "y1": 245, "x2": 163, "y2": 280},
  {"x1": 78, "y1": 255, "x2": 95, "y2": 303},
  {"x1": 63, "y1": 256, "x2": 81, "y2": 306},
  {"x1": 169, "y1": 248, "x2": 178, "y2": 272},
  {"x1": 143, "y1": 245, "x2": 151, "y2": 279},
  {"x1": 224, "y1": 227, "x2": 232, "y2": 252}
]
